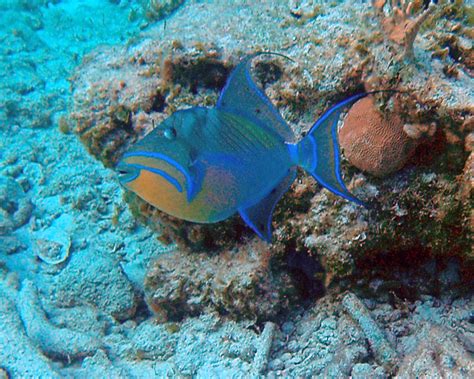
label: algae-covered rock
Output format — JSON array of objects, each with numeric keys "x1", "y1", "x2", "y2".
[
  {"x1": 70, "y1": 0, "x2": 473, "y2": 315},
  {"x1": 142, "y1": 0, "x2": 185, "y2": 22},
  {"x1": 70, "y1": 43, "x2": 229, "y2": 168},
  {"x1": 1, "y1": 0, "x2": 473, "y2": 376},
  {"x1": 144, "y1": 241, "x2": 298, "y2": 322}
]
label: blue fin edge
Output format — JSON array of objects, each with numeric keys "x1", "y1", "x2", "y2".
[
  {"x1": 239, "y1": 168, "x2": 297, "y2": 243},
  {"x1": 307, "y1": 91, "x2": 397, "y2": 206}
]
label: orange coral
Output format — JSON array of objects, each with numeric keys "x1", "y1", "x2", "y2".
[
  {"x1": 339, "y1": 95, "x2": 422, "y2": 177},
  {"x1": 374, "y1": 0, "x2": 439, "y2": 59}
]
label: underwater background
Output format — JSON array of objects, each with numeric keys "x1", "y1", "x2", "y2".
[{"x1": 0, "y1": 0, "x2": 473, "y2": 377}]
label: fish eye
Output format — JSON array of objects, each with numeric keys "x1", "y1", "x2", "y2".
[{"x1": 164, "y1": 127, "x2": 177, "y2": 140}]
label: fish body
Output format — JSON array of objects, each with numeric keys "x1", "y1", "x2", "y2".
[
  {"x1": 118, "y1": 53, "x2": 367, "y2": 242},
  {"x1": 120, "y1": 107, "x2": 291, "y2": 223}
]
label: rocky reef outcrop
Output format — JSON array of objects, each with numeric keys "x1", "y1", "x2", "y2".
[{"x1": 70, "y1": 0, "x2": 472, "y2": 304}]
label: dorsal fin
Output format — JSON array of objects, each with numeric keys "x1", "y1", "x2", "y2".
[
  {"x1": 239, "y1": 168, "x2": 297, "y2": 242},
  {"x1": 217, "y1": 53, "x2": 295, "y2": 142}
]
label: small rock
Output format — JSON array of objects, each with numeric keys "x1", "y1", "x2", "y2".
[
  {"x1": 34, "y1": 215, "x2": 73, "y2": 266},
  {"x1": 0, "y1": 236, "x2": 25, "y2": 255},
  {"x1": 281, "y1": 321, "x2": 295, "y2": 335},
  {"x1": 268, "y1": 358, "x2": 284, "y2": 371},
  {"x1": 351, "y1": 363, "x2": 374, "y2": 378},
  {"x1": 0, "y1": 176, "x2": 33, "y2": 235}
]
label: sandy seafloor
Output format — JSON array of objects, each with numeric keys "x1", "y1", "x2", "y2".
[{"x1": 0, "y1": 0, "x2": 473, "y2": 378}]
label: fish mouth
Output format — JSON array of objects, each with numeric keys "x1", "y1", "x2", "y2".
[
  {"x1": 116, "y1": 161, "x2": 140, "y2": 184},
  {"x1": 120, "y1": 151, "x2": 190, "y2": 195},
  {"x1": 116, "y1": 158, "x2": 185, "y2": 193}
]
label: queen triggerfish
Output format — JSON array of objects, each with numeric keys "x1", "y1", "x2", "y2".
[{"x1": 117, "y1": 53, "x2": 368, "y2": 242}]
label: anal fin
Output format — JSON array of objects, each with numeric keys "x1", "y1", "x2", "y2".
[{"x1": 239, "y1": 168, "x2": 296, "y2": 242}]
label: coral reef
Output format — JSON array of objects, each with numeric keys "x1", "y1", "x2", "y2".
[
  {"x1": 71, "y1": 3, "x2": 471, "y2": 223},
  {"x1": 70, "y1": 43, "x2": 229, "y2": 168},
  {"x1": 374, "y1": 0, "x2": 440, "y2": 60},
  {"x1": 68, "y1": 0, "x2": 473, "y2": 323},
  {"x1": 144, "y1": 241, "x2": 298, "y2": 322}
]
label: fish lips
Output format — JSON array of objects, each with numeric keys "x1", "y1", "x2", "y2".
[{"x1": 116, "y1": 161, "x2": 140, "y2": 185}]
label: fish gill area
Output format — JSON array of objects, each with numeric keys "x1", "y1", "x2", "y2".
[{"x1": 0, "y1": 0, "x2": 473, "y2": 377}]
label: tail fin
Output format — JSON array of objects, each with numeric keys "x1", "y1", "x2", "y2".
[{"x1": 294, "y1": 93, "x2": 369, "y2": 206}]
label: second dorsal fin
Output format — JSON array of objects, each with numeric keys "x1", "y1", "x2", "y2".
[{"x1": 217, "y1": 53, "x2": 295, "y2": 142}]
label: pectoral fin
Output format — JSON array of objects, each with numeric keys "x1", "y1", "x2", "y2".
[{"x1": 187, "y1": 159, "x2": 206, "y2": 202}]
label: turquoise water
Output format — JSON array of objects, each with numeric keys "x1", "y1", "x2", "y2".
[{"x1": 1, "y1": 1, "x2": 473, "y2": 377}]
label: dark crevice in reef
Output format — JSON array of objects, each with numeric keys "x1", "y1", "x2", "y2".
[
  {"x1": 171, "y1": 58, "x2": 230, "y2": 94},
  {"x1": 253, "y1": 60, "x2": 283, "y2": 87},
  {"x1": 148, "y1": 91, "x2": 166, "y2": 113},
  {"x1": 109, "y1": 105, "x2": 133, "y2": 132},
  {"x1": 129, "y1": 294, "x2": 153, "y2": 324},
  {"x1": 286, "y1": 248, "x2": 326, "y2": 303},
  {"x1": 406, "y1": 126, "x2": 446, "y2": 168},
  {"x1": 407, "y1": 120, "x2": 468, "y2": 176},
  {"x1": 342, "y1": 248, "x2": 473, "y2": 303}
]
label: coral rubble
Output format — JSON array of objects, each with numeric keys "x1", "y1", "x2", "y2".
[
  {"x1": 18, "y1": 280, "x2": 103, "y2": 359},
  {"x1": 397, "y1": 325, "x2": 474, "y2": 377},
  {"x1": 342, "y1": 292, "x2": 398, "y2": 372}
]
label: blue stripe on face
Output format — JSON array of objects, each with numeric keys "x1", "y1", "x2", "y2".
[
  {"x1": 123, "y1": 151, "x2": 192, "y2": 195},
  {"x1": 129, "y1": 163, "x2": 183, "y2": 193}
]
